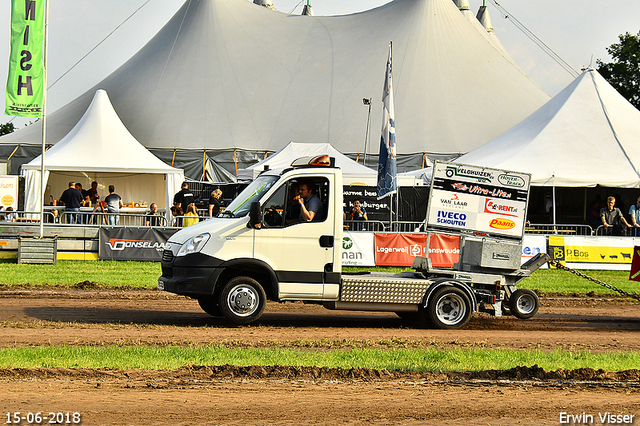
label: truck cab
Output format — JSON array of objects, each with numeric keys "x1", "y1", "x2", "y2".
[{"x1": 158, "y1": 155, "x2": 343, "y2": 323}]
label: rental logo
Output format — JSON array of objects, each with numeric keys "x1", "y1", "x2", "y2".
[
  {"x1": 489, "y1": 218, "x2": 516, "y2": 230},
  {"x1": 484, "y1": 199, "x2": 518, "y2": 217},
  {"x1": 106, "y1": 238, "x2": 165, "y2": 252}
]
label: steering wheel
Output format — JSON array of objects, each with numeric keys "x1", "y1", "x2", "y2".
[{"x1": 263, "y1": 208, "x2": 282, "y2": 227}]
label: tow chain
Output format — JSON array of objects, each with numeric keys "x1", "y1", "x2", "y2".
[{"x1": 549, "y1": 260, "x2": 640, "y2": 301}]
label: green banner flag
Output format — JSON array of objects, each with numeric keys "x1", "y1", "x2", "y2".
[{"x1": 5, "y1": 0, "x2": 45, "y2": 117}]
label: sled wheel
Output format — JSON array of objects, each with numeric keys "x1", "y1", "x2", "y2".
[{"x1": 509, "y1": 289, "x2": 539, "y2": 319}]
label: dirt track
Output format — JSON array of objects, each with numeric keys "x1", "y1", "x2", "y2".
[{"x1": 1, "y1": 288, "x2": 640, "y2": 425}]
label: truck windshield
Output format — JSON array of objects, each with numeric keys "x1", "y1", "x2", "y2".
[{"x1": 223, "y1": 175, "x2": 280, "y2": 217}]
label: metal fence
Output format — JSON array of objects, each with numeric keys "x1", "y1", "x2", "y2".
[
  {"x1": 5, "y1": 210, "x2": 169, "y2": 227},
  {"x1": 343, "y1": 220, "x2": 386, "y2": 232},
  {"x1": 594, "y1": 225, "x2": 640, "y2": 237},
  {"x1": 524, "y1": 223, "x2": 594, "y2": 236}
]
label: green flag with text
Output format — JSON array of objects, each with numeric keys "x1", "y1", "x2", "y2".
[{"x1": 5, "y1": 0, "x2": 45, "y2": 117}]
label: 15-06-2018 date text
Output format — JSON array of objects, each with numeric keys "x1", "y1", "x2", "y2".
[{"x1": 5, "y1": 412, "x2": 81, "y2": 424}]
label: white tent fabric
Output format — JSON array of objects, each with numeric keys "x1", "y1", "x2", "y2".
[
  {"x1": 1, "y1": 0, "x2": 549, "y2": 160},
  {"x1": 456, "y1": 69, "x2": 640, "y2": 187},
  {"x1": 238, "y1": 142, "x2": 378, "y2": 185},
  {"x1": 21, "y1": 90, "x2": 184, "y2": 217}
]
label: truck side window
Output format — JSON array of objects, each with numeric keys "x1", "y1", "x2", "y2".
[{"x1": 262, "y1": 184, "x2": 287, "y2": 228}]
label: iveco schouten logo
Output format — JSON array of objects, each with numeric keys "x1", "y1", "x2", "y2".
[{"x1": 106, "y1": 238, "x2": 165, "y2": 252}]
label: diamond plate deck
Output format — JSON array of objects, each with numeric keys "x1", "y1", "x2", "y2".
[{"x1": 340, "y1": 275, "x2": 432, "y2": 304}]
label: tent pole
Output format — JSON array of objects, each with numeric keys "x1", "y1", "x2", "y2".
[
  {"x1": 552, "y1": 185, "x2": 557, "y2": 234},
  {"x1": 234, "y1": 150, "x2": 238, "y2": 175},
  {"x1": 39, "y1": 0, "x2": 50, "y2": 239},
  {"x1": 202, "y1": 150, "x2": 206, "y2": 181}
]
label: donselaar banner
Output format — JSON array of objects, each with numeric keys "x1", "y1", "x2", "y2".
[
  {"x1": 99, "y1": 228, "x2": 178, "y2": 261},
  {"x1": 5, "y1": 0, "x2": 45, "y2": 117}
]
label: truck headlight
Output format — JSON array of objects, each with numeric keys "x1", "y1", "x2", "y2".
[{"x1": 177, "y1": 233, "x2": 210, "y2": 257}]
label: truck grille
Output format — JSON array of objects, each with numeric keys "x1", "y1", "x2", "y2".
[{"x1": 162, "y1": 249, "x2": 174, "y2": 263}]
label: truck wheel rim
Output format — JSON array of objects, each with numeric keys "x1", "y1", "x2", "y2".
[
  {"x1": 227, "y1": 285, "x2": 259, "y2": 317},
  {"x1": 516, "y1": 294, "x2": 536, "y2": 315},
  {"x1": 435, "y1": 293, "x2": 466, "y2": 326}
]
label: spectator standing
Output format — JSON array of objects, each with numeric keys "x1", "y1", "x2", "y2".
[
  {"x1": 173, "y1": 181, "x2": 195, "y2": 215},
  {"x1": 145, "y1": 203, "x2": 161, "y2": 226},
  {"x1": 105, "y1": 185, "x2": 123, "y2": 225},
  {"x1": 88, "y1": 181, "x2": 100, "y2": 205},
  {"x1": 170, "y1": 205, "x2": 183, "y2": 227},
  {"x1": 349, "y1": 199, "x2": 368, "y2": 231},
  {"x1": 208, "y1": 189, "x2": 223, "y2": 217},
  {"x1": 60, "y1": 181, "x2": 83, "y2": 224},
  {"x1": 183, "y1": 203, "x2": 200, "y2": 227},
  {"x1": 4, "y1": 207, "x2": 16, "y2": 222},
  {"x1": 600, "y1": 196, "x2": 631, "y2": 236},
  {"x1": 629, "y1": 197, "x2": 640, "y2": 236},
  {"x1": 49, "y1": 209, "x2": 60, "y2": 224}
]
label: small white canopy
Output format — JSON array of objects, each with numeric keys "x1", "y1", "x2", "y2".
[
  {"x1": 238, "y1": 142, "x2": 377, "y2": 185},
  {"x1": 457, "y1": 68, "x2": 640, "y2": 187},
  {"x1": 22, "y1": 90, "x2": 184, "y2": 217}
]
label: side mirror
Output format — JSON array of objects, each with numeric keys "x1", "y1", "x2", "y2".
[{"x1": 248, "y1": 201, "x2": 262, "y2": 229}]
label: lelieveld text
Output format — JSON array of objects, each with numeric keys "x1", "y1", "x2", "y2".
[{"x1": 559, "y1": 412, "x2": 635, "y2": 424}]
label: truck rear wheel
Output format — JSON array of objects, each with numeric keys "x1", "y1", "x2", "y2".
[
  {"x1": 508, "y1": 289, "x2": 539, "y2": 319},
  {"x1": 219, "y1": 276, "x2": 266, "y2": 324},
  {"x1": 427, "y1": 287, "x2": 471, "y2": 329},
  {"x1": 197, "y1": 296, "x2": 223, "y2": 317}
]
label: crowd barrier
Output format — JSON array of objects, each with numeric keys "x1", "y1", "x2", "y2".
[{"x1": 0, "y1": 213, "x2": 637, "y2": 270}]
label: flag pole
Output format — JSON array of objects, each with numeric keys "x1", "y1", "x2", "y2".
[{"x1": 39, "y1": 0, "x2": 49, "y2": 239}]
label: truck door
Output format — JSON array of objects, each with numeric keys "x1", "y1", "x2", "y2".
[{"x1": 254, "y1": 177, "x2": 335, "y2": 299}]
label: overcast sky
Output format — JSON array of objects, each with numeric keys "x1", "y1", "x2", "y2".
[{"x1": 1, "y1": 0, "x2": 639, "y2": 128}]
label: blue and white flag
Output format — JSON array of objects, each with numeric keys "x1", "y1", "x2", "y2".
[{"x1": 377, "y1": 42, "x2": 397, "y2": 200}]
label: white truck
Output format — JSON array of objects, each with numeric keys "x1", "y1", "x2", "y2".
[{"x1": 158, "y1": 156, "x2": 549, "y2": 329}]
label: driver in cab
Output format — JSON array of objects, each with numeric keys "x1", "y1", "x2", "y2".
[{"x1": 293, "y1": 181, "x2": 323, "y2": 222}]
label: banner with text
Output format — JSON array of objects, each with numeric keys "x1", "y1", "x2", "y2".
[
  {"x1": 6, "y1": 0, "x2": 45, "y2": 117},
  {"x1": 374, "y1": 233, "x2": 461, "y2": 267},
  {"x1": 342, "y1": 232, "x2": 375, "y2": 266},
  {"x1": 375, "y1": 233, "x2": 426, "y2": 266},
  {"x1": 0, "y1": 176, "x2": 19, "y2": 209},
  {"x1": 343, "y1": 186, "x2": 390, "y2": 222},
  {"x1": 427, "y1": 161, "x2": 530, "y2": 239},
  {"x1": 521, "y1": 235, "x2": 548, "y2": 268},
  {"x1": 427, "y1": 234, "x2": 460, "y2": 268},
  {"x1": 99, "y1": 228, "x2": 178, "y2": 261},
  {"x1": 548, "y1": 236, "x2": 637, "y2": 270}
]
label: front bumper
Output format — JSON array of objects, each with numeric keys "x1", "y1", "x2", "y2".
[{"x1": 158, "y1": 250, "x2": 223, "y2": 297}]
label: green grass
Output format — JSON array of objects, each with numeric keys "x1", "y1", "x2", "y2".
[
  {"x1": 0, "y1": 261, "x2": 637, "y2": 296},
  {"x1": 1, "y1": 345, "x2": 638, "y2": 372},
  {"x1": 0, "y1": 260, "x2": 160, "y2": 289}
]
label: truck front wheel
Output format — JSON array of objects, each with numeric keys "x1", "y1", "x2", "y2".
[
  {"x1": 427, "y1": 287, "x2": 472, "y2": 329},
  {"x1": 197, "y1": 297, "x2": 223, "y2": 317},
  {"x1": 219, "y1": 276, "x2": 266, "y2": 324},
  {"x1": 508, "y1": 289, "x2": 539, "y2": 319}
]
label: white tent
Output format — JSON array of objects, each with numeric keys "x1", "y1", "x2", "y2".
[
  {"x1": 457, "y1": 68, "x2": 640, "y2": 188},
  {"x1": 21, "y1": 90, "x2": 184, "y2": 219},
  {"x1": 1, "y1": 0, "x2": 549, "y2": 169},
  {"x1": 238, "y1": 142, "x2": 378, "y2": 185}
]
